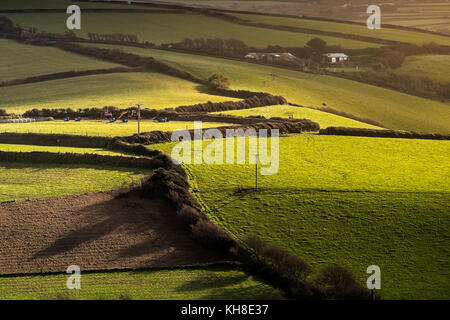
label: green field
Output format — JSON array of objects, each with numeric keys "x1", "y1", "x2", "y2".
[
  {"x1": 395, "y1": 54, "x2": 450, "y2": 83},
  {"x1": 152, "y1": 134, "x2": 450, "y2": 299},
  {"x1": 0, "y1": 39, "x2": 120, "y2": 83},
  {"x1": 0, "y1": 266, "x2": 284, "y2": 300},
  {"x1": 79, "y1": 44, "x2": 450, "y2": 134},
  {"x1": 0, "y1": 72, "x2": 236, "y2": 114},
  {"x1": 0, "y1": 144, "x2": 146, "y2": 158},
  {"x1": 232, "y1": 13, "x2": 450, "y2": 46},
  {"x1": 0, "y1": 161, "x2": 148, "y2": 202},
  {"x1": 214, "y1": 105, "x2": 380, "y2": 129},
  {"x1": 5, "y1": 12, "x2": 378, "y2": 49},
  {"x1": 0, "y1": 0, "x2": 149, "y2": 10},
  {"x1": 142, "y1": 1, "x2": 450, "y2": 35},
  {"x1": 0, "y1": 120, "x2": 233, "y2": 136}
]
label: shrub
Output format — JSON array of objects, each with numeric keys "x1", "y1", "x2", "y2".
[
  {"x1": 208, "y1": 72, "x2": 231, "y2": 90},
  {"x1": 244, "y1": 235, "x2": 313, "y2": 282},
  {"x1": 0, "y1": 109, "x2": 7, "y2": 116},
  {"x1": 191, "y1": 220, "x2": 236, "y2": 250},
  {"x1": 306, "y1": 38, "x2": 327, "y2": 53},
  {"x1": 176, "y1": 205, "x2": 202, "y2": 225},
  {"x1": 0, "y1": 16, "x2": 16, "y2": 33},
  {"x1": 312, "y1": 264, "x2": 370, "y2": 300}
]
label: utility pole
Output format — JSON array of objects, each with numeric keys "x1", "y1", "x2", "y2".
[
  {"x1": 371, "y1": 279, "x2": 376, "y2": 300},
  {"x1": 254, "y1": 153, "x2": 259, "y2": 191},
  {"x1": 135, "y1": 103, "x2": 144, "y2": 134}
]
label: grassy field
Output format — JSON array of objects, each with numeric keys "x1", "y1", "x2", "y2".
[
  {"x1": 0, "y1": 72, "x2": 236, "y2": 114},
  {"x1": 373, "y1": 3, "x2": 450, "y2": 34},
  {"x1": 0, "y1": 143, "x2": 137, "y2": 156},
  {"x1": 79, "y1": 44, "x2": 450, "y2": 134},
  {"x1": 0, "y1": 120, "x2": 233, "y2": 136},
  {"x1": 0, "y1": 39, "x2": 120, "y2": 83},
  {"x1": 152, "y1": 134, "x2": 450, "y2": 299},
  {"x1": 0, "y1": 266, "x2": 284, "y2": 300},
  {"x1": 140, "y1": 1, "x2": 450, "y2": 34},
  {"x1": 232, "y1": 13, "x2": 450, "y2": 47},
  {"x1": 395, "y1": 54, "x2": 450, "y2": 83},
  {"x1": 0, "y1": 161, "x2": 148, "y2": 202},
  {"x1": 213, "y1": 105, "x2": 380, "y2": 129},
  {"x1": 5, "y1": 12, "x2": 378, "y2": 49},
  {"x1": 0, "y1": 0, "x2": 152, "y2": 10}
]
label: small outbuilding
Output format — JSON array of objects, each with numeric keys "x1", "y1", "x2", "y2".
[
  {"x1": 324, "y1": 53, "x2": 349, "y2": 64},
  {"x1": 245, "y1": 52, "x2": 297, "y2": 63}
]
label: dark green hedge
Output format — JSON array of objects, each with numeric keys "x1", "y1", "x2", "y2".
[
  {"x1": 0, "y1": 133, "x2": 112, "y2": 148},
  {"x1": 0, "y1": 151, "x2": 162, "y2": 170},
  {"x1": 319, "y1": 127, "x2": 450, "y2": 140}
]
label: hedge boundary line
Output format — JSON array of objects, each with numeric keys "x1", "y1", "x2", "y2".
[
  {"x1": 120, "y1": 120, "x2": 320, "y2": 145},
  {"x1": 319, "y1": 127, "x2": 450, "y2": 140},
  {"x1": 174, "y1": 95, "x2": 287, "y2": 113},
  {"x1": 0, "y1": 150, "x2": 165, "y2": 170},
  {"x1": 0, "y1": 67, "x2": 136, "y2": 88},
  {"x1": 22, "y1": 93, "x2": 287, "y2": 119},
  {"x1": 0, "y1": 117, "x2": 319, "y2": 147},
  {"x1": 0, "y1": 132, "x2": 111, "y2": 148}
]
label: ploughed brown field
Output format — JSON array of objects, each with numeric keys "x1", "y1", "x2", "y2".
[{"x1": 0, "y1": 193, "x2": 233, "y2": 275}]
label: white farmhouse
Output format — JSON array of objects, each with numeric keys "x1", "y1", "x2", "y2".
[{"x1": 324, "y1": 53, "x2": 349, "y2": 64}]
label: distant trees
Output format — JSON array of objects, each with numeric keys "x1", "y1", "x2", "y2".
[
  {"x1": 87, "y1": 33, "x2": 139, "y2": 43},
  {"x1": 0, "y1": 16, "x2": 15, "y2": 33},
  {"x1": 306, "y1": 37, "x2": 327, "y2": 53},
  {"x1": 169, "y1": 37, "x2": 251, "y2": 56}
]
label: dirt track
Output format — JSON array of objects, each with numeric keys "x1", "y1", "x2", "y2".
[{"x1": 0, "y1": 193, "x2": 232, "y2": 275}]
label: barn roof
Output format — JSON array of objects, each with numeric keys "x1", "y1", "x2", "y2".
[{"x1": 325, "y1": 53, "x2": 348, "y2": 58}]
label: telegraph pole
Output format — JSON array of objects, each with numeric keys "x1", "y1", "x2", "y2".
[
  {"x1": 135, "y1": 103, "x2": 144, "y2": 134},
  {"x1": 254, "y1": 153, "x2": 259, "y2": 191}
]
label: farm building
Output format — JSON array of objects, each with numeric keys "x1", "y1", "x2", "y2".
[
  {"x1": 245, "y1": 52, "x2": 297, "y2": 63},
  {"x1": 324, "y1": 53, "x2": 349, "y2": 65}
]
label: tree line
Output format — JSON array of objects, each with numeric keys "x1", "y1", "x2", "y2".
[{"x1": 87, "y1": 33, "x2": 139, "y2": 43}]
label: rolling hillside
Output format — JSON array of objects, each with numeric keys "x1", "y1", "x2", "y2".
[
  {"x1": 232, "y1": 12, "x2": 450, "y2": 46},
  {"x1": 0, "y1": 39, "x2": 120, "y2": 83},
  {"x1": 79, "y1": 44, "x2": 450, "y2": 134},
  {"x1": 0, "y1": 72, "x2": 236, "y2": 114},
  {"x1": 395, "y1": 54, "x2": 450, "y2": 83},
  {"x1": 153, "y1": 134, "x2": 450, "y2": 299},
  {"x1": 1, "y1": 0, "x2": 449, "y2": 302},
  {"x1": 213, "y1": 105, "x2": 381, "y2": 129},
  {"x1": 5, "y1": 11, "x2": 378, "y2": 49}
]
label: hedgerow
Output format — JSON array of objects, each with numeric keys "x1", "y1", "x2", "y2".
[{"x1": 320, "y1": 127, "x2": 450, "y2": 140}]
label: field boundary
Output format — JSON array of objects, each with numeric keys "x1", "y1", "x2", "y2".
[
  {"x1": 319, "y1": 126, "x2": 450, "y2": 140},
  {"x1": 0, "y1": 150, "x2": 165, "y2": 169},
  {"x1": 0, "y1": 67, "x2": 137, "y2": 87}
]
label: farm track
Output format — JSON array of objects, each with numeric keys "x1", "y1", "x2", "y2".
[{"x1": 0, "y1": 192, "x2": 233, "y2": 275}]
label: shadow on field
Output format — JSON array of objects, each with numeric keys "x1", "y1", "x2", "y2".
[
  {"x1": 176, "y1": 273, "x2": 249, "y2": 292},
  {"x1": 32, "y1": 197, "x2": 152, "y2": 259},
  {"x1": 175, "y1": 272, "x2": 284, "y2": 299}
]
